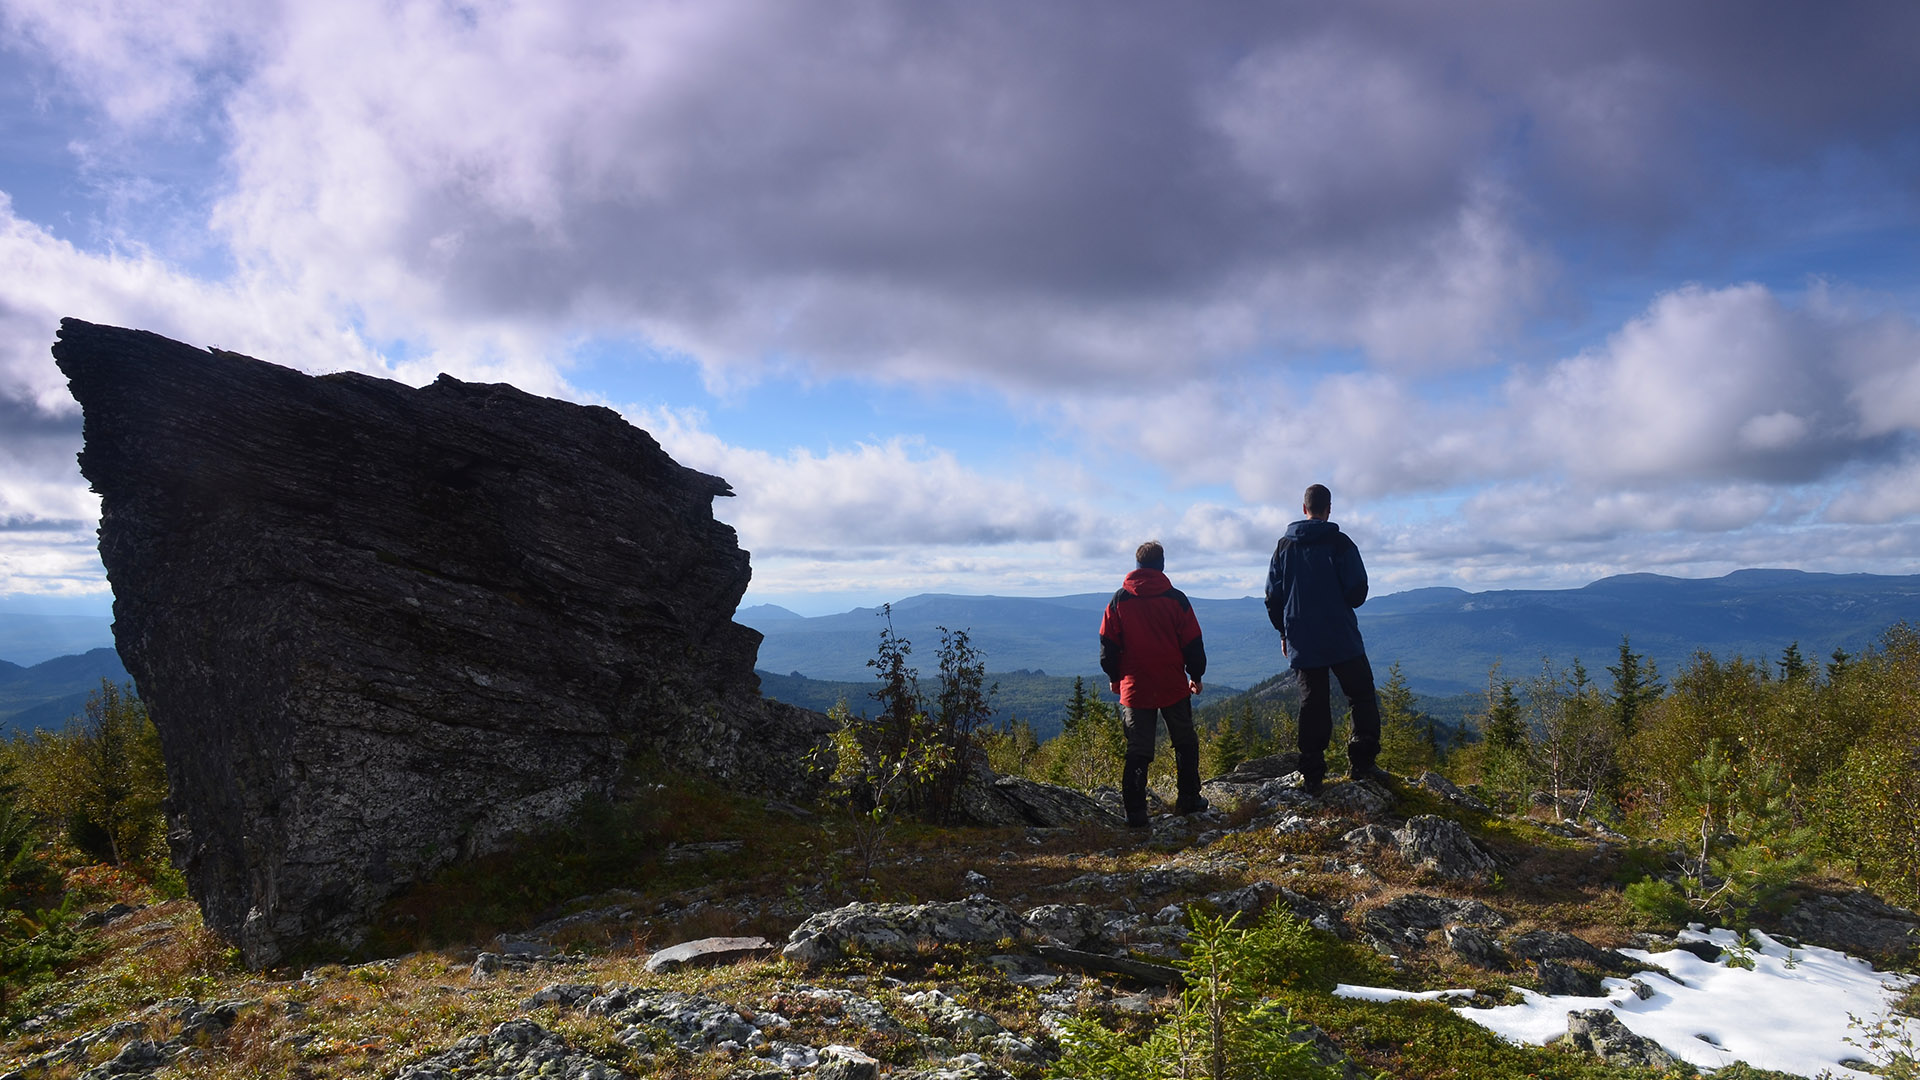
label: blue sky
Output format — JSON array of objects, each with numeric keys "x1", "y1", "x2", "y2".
[{"x1": 2, "y1": 2, "x2": 1918, "y2": 617}]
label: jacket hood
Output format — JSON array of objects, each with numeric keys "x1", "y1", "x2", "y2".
[
  {"x1": 1284, "y1": 518, "x2": 1342, "y2": 544},
  {"x1": 1123, "y1": 567, "x2": 1173, "y2": 596}
]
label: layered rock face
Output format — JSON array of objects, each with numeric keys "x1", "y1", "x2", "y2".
[{"x1": 54, "y1": 319, "x2": 832, "y2": 967}]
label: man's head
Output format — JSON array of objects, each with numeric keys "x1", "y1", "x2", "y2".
[
  {"x1": 1303, "y1": 484, "x2": 1332, "y2": 519},
  {"x1": 1135, "y1": 540, "x2": 1165, "y2": 571}
]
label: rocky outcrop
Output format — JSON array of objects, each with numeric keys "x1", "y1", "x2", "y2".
[
  {"x1": 953, "y1": 763, "x2": 1125, "y2": 828},
  {"x1": 53, "y1": 320, "x2": 833, "y2": 968},
  {"x1": 1777, "y1": 889, "x2": 1920, "y2": 961},
  {"x1": 782, "y1": 897, "x2": 1033, "y2": 966}
]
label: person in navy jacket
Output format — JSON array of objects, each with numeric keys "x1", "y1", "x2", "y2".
[
  {"x1": 1099, "y1": 541, "x2": 1208, "y2": 828},
  {"x1": 1264, "y1": 484, "x2": 1387, "y2": 794}
]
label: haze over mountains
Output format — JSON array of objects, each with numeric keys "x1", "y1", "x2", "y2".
[
  {"x1": 742, "y1": 569, "x2": 1920, "y2": 697},
  {"x1": 5, "y1": 570, "x2": 1918, "y2": 737}
]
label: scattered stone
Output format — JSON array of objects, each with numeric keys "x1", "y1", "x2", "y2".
[
  {"x1": 78, "y1": 903, "x2": 141, "y2": 930},
  {"x1": 1363, "y1": 894, "x2": 1508, "y2": 946},
  {"x1": 1667, "y1": 938, "x2": 1723, "y2": 963},
  {"x1": 1560, "y1": 1008, "x2": 1678, "y2": 1070},
  {"x1": 962, "y1": 870, "x2": 991, "y2": 892},
  {"x1": 1023, "y1": 904, "x2": 1106, "y2": 949},
  {"x1": 817, "y1": 1045, "x2": 882, "y2": 1080},
  {"x1": 898, "y1": 1054, "x2": 1017, "y2": 1080},
  {"x1": 394, "y1": 1019, "x2": 629, "y2": 1079},
  {"x1": 79, "y1": 1038, "x2": 174, "y2": 1080},
  {"x1": 953, "y1": 761, "x2": 1126, "y2": 828},
  {"x1": 1415, "y1": 772, "x2": 1490, "y2": 813},
  {"x1": 1534, "y1": 960, "x2": 1603, "y2": 997},
  {"x1": 783, "y1": 897, "x2": 1032, "y2": 966},
  {"x1": 664, "y1": 840, "x2": 746, "y2": 863},
  {"x1": 1343, "y1": 824, "x2": 1396, "y2": 851},
  {"x1": 645, "y1": 936, "x2": 775, "y2": 974},
  {"x1": 1508, "y1": 930, "x2": 1612, "y2": 968},
  {"x1": 904, "y1": 989, "x2": 1008, "y2": 1040},
  {"x1": 1320, "y1": 779, "x2": 1397, "y2": 816},
  {"x1": 1445, "y1": 925, "x2": 1507, "y2": 968},
  {"x1": 523, "y1": 983, "x2": 601, "y2": 1010},
  {"x1": 1393, "y1": 816, "x2": 1498, "y2": 882}
]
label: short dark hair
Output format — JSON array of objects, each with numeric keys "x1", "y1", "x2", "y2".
[
  {"x1": 1304, "y1": 484, "x2": 1332, "y2": 516},
  {"x1": 1135, "y1": 540, "x2": 1165, "y2": 570}
]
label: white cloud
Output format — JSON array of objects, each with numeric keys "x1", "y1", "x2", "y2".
[{"x1": 630, "y1": 405, "x2": 1102, "y2": 556}]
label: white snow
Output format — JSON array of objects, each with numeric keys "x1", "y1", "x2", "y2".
[{"x1": 1335, "y1": 927, "x2": 1919, "y2": 1079}]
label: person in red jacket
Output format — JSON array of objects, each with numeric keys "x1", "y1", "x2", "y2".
[{"x1": 1098, "y1": 540, "x2": 1208, "y2": 828}]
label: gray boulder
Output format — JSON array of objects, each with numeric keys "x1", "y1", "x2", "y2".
[
  {"x1": 1560, "y1": 1009, "x2": 1678, "y2": 1070},
  {"x1": 1444, "y1": 925, "x2": 1507, "y2": 968},
  {"x1": 954, "y1": 763, "x2": 1125, "y2": 828},
  {"x1": 1022, "y1": 904, "x2": 1107, "y2": 949},
  {"x1": 1777, "y1": 890, "x2": 1920, "y2": 961},
  {"x1": 784, "y1": 897, "x2": 1032, "y2": 966},
  {"x1": 1535, "y1": 960, "x2": 1603, "y2": 997},
  {"x1": 1393, "y1": 816, "x2": 1498, "y2": 882},
  {"x1": 1509, "y1": 930, "x2": 1612, "y2": 968},
  {"x1": 1414, "y1": 771, "x2": 1490, "y2": 812},
  {"x1": 644, "y1": 936, "x2": 775, "y2": 974},
  {"x1": 54, "y1": 320, "x2": 833, "y2": 967},
  {"x1": 394, "y1": 1019, "x2": 629, "y2": 1080},
  {"x1": 1362, "y1": 894, "x2": 1507, "y2": 945}
]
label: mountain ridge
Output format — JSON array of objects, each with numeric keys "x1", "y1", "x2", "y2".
[{"x1": 742, "y1": 568, "x2": 1920, "y2": 696}]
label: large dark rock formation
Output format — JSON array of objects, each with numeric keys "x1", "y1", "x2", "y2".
[{"x1": 54, "y1": 319, "x2": 833, "y2": 968}]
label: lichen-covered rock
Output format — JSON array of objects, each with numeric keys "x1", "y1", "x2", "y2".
[
  {"x1": 1778, "y1": 890, "x2": 1920, "y2": 961},
  {"x1": 1393, "y1": 816, "x2": 1498, "y2": 882},
  {"x1": 394, "y1": 1019, "x2": 630, "y2": 1079},
  {"x1": 1560, "y1": 1008, "x2": 1678, "y2": 1070},
  {"x1": 1022, "y1": 904, "x2": 1107, "y2": 949},
  {"x1": 1414, "y1": 771, "x2": 1490, "y2": 812},
  {"x1": 53, "y1": 320, "x2": 833, "y2": 967},
  {"x1": 1508, "y1": 930, "x2": 1611, "y2": 967},
  {"x1": 783, "y1": 897, "x2": 1032, "y2": 966},
  {"x1": 1534, "y1": 960, "x2": 1603, "y2": 996},
  {"x1": 954, "y1": 762, "x2": 1125, "y2": 828},
  {"x1": 1445, "y1": 925, "x2": 1507, "y2": 968},
  {"x1": 1362, "y1": 894, "x2": 1508, "y2": 945}
]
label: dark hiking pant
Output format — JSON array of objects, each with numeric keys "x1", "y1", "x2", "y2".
[
  {"x1": 1120, "y1": 696, "x2": 1201, "y2": 825},
  {"x1": 1298, "y1": 653, "x2": 1383, "y2": 782}
]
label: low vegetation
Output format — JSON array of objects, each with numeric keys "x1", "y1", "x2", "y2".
[{"x1": 0, "y1": 621, "x2": 1913, "y2": 1079}]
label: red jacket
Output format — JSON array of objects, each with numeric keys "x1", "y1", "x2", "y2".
[{"x1": 1098, "y1": 568, "x2": 1207, "y2": 709}]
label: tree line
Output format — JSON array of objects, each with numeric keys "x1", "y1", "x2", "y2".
[{"x1": 948, "y1": 624, "x2": 1919, "y2": 919}]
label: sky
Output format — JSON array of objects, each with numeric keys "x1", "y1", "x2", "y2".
[
  {"x1": 2, "y1": 2, "x2": 1919, "y2": 617},
  {"x1": 1340, "y1": 926, "x2": 1920, "y2": 1080}
]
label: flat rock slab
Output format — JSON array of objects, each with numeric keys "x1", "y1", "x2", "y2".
[{"x1": 645, "y1": 936, "x2": 776, "y2": 973}]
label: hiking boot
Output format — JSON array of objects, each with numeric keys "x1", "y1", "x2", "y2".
[
  {"x1": 1173, "y1": 796, "x2": 1210, "y2": 816},
  {"x1": 1350, "y1": 764, "x2": 1396, "y2": 786},
  {"x1": 1300, "y1": 774, "x2": 1324, "y2": 796}
]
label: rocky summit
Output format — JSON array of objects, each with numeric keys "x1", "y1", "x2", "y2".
[{"x1": 53, "y1": 319, "x2": 834, "y2": 968}]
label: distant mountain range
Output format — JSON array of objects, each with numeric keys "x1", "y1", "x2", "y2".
[
  {"x1": 8, "y1": 570, "x2": 1917, "y2": 738},
  {"x1": 0, "y1": 648, "x2": 131, "y2": 734},
  {"x1": 743, "y1": 569, "x2": 1920, "y2": 697},
  {"x1": 0, "y1": 612, "x2": 116, "y2": 667}
]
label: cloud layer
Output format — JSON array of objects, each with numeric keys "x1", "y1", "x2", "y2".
[{"x1": 2, "y1": 1, "x2": 1918, "y2": 605}]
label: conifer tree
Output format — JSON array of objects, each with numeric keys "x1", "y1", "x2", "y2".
[
  {"x1": 1377, "y1": 662, "x2": 1434, "y2": 773},
  {"x1": 1481, "y1": 674, "x2": 1526, "y2": 752},
  {"x1": 1777, "y1": 641, "x2": 1811, "y2": 683},
  {"x1": 1607, "y1": 636, "x2": 1662, "y2": 737}
]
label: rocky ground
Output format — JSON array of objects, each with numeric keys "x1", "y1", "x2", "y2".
[{"x1": 3, "y1": 759, "x2": 1916, "y2": 1080}]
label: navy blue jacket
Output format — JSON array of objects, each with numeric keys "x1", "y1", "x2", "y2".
[{"x1": 1264, "y1": 519, "x2": 1369, "y2": 670}]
